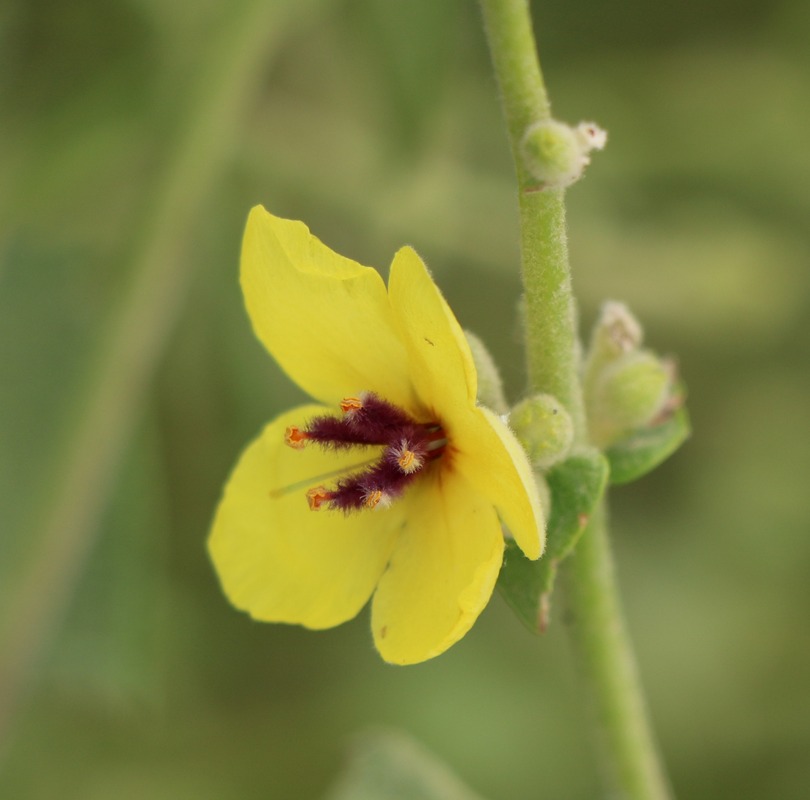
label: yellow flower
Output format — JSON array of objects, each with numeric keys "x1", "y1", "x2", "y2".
[{"x1": 209, "y1": 206, "x2": 545, "y2": 664}]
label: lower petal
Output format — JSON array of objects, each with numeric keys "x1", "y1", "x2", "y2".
[
  {"x1": 370, "y1": 468, "x2": 504, "y2": 664},
  {"x1": 209, "y1": 405, "x2": 403, "y2": 630}
]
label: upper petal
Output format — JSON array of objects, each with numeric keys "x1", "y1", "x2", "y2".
[
  {"x1": 452, "y1": 406, "x2": 546, "y2": 560},
  {"x1": 387, "y1": 246, "x2": 478, "y2": 421},
  {"x1": 208, "y1": 405, "x2": 404, "y2": 629},
  {"x1": 370, "y1": 468, "x2": 504, "y2": 664},
  {"x1": 241, "y1": 207, "x2": 415, "y2": 409}
]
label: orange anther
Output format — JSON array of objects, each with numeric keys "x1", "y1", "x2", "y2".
[
  {"x1": 340, "y1": 396, "x2": 364, "y2": 414},
  {"x1": 284, "y1": 426, "x2": 309, "y2": 449},
  {"x1": 363, "y1": 490, "x2": 384, "y2": 509},
  {"x1": 397, "y1": 449, "x2": 419, "y2": 473},
  {"x1": 306, "y1": 486, "x2": 332, "y2": 510}
]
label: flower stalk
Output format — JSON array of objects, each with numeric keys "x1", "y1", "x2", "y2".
[
  {"x1": 478, "y1": 0, "x2": 585, "y2": 438},
  {"x1": 479, "y1": 0, "x2": 673, "y2": 797},
  {"x1": 562, "y1": 503, "x2": 673, "y2": 798}
]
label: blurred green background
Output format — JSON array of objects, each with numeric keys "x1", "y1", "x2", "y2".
[{"x1": 2, "y1": 0, "x2": 809, "y2": 797}]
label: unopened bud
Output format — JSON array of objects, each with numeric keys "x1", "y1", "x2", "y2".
[
  {"x1": 521, "y1": 119, "x2": 607, "y2": 188},
  {"x1": 510, "y1": 394, "x2": 574, "y2": 469},
  {"x1": 591, "y1": 301, "x2": 643, "y2": 359},
  {"x1": 587, "y1": 351, "x2": 673, "y2": 448},
  {"x1": 584, "y1": 301, "x2": 645, "y2": 412}
]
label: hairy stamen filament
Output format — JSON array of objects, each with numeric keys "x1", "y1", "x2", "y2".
[{"x1": 285, "y1": 392, "x2": 447, "y2": 512}]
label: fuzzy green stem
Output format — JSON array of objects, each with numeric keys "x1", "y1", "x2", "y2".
[
  {"x1": 479, "y1": 1, "x2": 673, "y2": 797},
  {"x1": 479, "y1": 0, "x2": 584, "y2": 436},
  {"x1": 563, "y1": 504, "x2": 672, "y2": 799}
]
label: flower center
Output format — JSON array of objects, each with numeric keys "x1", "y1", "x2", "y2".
[{"x1": 284, "y1": 392, "x2": 446, "y2": 511}]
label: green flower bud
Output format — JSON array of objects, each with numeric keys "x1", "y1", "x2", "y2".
[
  {"x1": 583, "y1": 301, "x2": 644, "y2": 409},
  {"x1": 589, "y1": 301, "x2": 643, "y2": 361},
  {"x1": 510, "y1": 394, "x2": 574, "y2": 469},
  {"x1": 521, "y1": 119, "x2": 607, "y2": 188},
  {"x1": 464, "y1": 330, "x2": 508, "y2": 414},
  {"x1": 587, "y1": 351, "x2": 673, "y2": 448}
]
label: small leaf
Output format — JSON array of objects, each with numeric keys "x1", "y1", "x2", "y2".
[
  {"x1": 497, "y1": 449, "x2": 609, "y2": 632},
  {"x1": 498, "y1": 539, "x2": 549, "y2": 634},
  {"x1": 323, "y1": 729, "x2": 488, "y2": 800},
  {"x1": 606, "y1": 406, "x2": 690, "y2": 485}
]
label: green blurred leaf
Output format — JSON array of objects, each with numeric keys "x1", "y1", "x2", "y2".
[
  {"x1": 497, "y1": 449, "x2": 608, "y2": 632},
  {"x1": 606, "y1": 406, "x2": 690, "y2": 485},
  {"x1": 347, "y1": 0, "x2": 460, "y2": 153},
  {"x1": 48, "y1": 416, "x2": 170, "y2": 707},
  {"x1": 323, "y1": 729, "x2": 488, "y2": 800}
]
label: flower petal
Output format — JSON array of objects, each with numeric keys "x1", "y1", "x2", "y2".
[
  {"x1": 241, "y1": 207, "x2": 415, "y2": 410},
  {"x1": 453, "y1": 406, "x2": 546, "y2": 560},
  {"x1": 209, "y1": 405, "x2": 404, "y2": 629},
  {"x1": 370, "y1": 469, "x2": 504, "y2": 664},
  {"x1": 387, "y1": 246, "x2": 477, "y2": 420}
]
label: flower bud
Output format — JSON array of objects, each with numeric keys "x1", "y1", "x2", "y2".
[
  {"x1": 510, "y1": 394, "x2": 574, "y2": 469},
  {"x1": 587, "y1": 351, "x2": 673, "y2": 448},
  {"x1": 589, "y1": 301, "x2": 643, "y2": 360},
  {"x1": 521, "y1": 119, "x2": 607, "y2": 188},
  {"x1": 464, "y1": 330, "x2": 508, "y2": 414},
  {"x1": 583, "y1": 301, "x2": 644, "y2": 410}
]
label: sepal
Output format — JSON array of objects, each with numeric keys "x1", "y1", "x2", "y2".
[
  {"x1": 606, "y1": 398, "x2": 690, "y2": 485},
  {"x1": 497, "y1": 449, "x2": 608, "y2": 633},
  {"x1": 464, "y1": 330, "x2": 508, "y2": 415}
]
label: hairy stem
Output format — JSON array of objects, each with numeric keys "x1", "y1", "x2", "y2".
[
  {"x1": 479, "y1": 0, "x2": 584, "y2": 436},
  {"x1": 479, "y1": 0, "x2": 673, "y2": 796},
  {"x1": 562, "y1": 504, "x2": 672, "y2": 799}
]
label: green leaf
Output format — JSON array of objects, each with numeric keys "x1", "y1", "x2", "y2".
[
  {"x1": 606, "y1": 406, "x2": 690, "y2": 485},
  {"x1": 497, "y1": 449, "x2": 609, "y2": 632},
  {"x1": 48, "y1": 416, "x2": 170, "y2": 706},
  {"x1": 323, "y1": 729, "x2": 488, "y2": 800}
]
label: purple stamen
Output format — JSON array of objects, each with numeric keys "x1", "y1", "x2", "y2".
[
  {"x1": 286, "y1": 392, "x2": 447, "y2": 512},
  {"x1": 328, "y1": 456, "x2": 419, "y2": 512},
  {"x1": 343, "y1": 392, "x2": 416, "y2": 433},
  {"x1": 299, "y1": 393, "x2": 424, "y2": 448}
]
